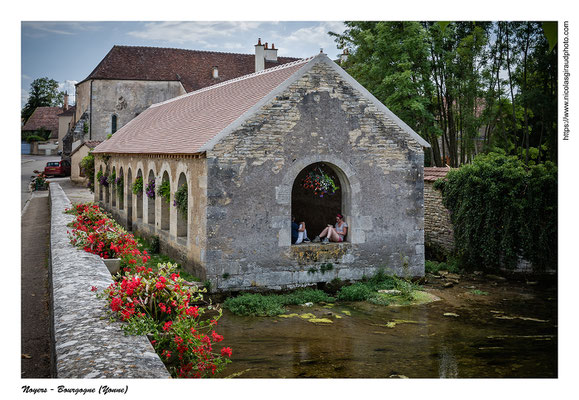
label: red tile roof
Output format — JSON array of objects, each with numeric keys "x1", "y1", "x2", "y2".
[
  {"x1": 57, "y1": 105, "x2": 76, "y2": 117},
  {"x1": 81, "y1": 45, "x2": 300, "y2": 93},
  {"x1": 93, "y1": 57, "x2": 312, "y2": 155},
  {"x1": 71, "y1": 140, "x2": 103, "y2": 157},
  {"x1": 22, "y1": 106, "x2": 61, "y2": 134},
  {"x1": 424, "y1": 166, "x2": 451, "y2": 182}
]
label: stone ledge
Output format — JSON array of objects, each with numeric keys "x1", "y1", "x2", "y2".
[{"x1": 49, "y1": 183, "x2": 170, "y2": 379}]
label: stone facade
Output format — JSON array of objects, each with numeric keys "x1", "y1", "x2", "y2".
[
  {"x1": 76, "y1": 79, "x2": 186, "y2": 142},
  {"x1": 95, "y1": 55, "x2": 428, "y2": 291},
  {"x1": 423, "y1": 181, "x2": 454, "y2": 254}
]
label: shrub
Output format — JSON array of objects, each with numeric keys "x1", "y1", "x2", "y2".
[
  {"x1": 79, "y1": 152, "x2": 95, "y2": 192},
  {"x1": 223, "y1": 293, "x2": 286, "y2": 316},
  {"x1": 435, "y1": 151, "x2": 557, "y2": 272},
  {"x1": 100, "y1": 262, "x2": 231, "y2": 378},
  {"x1": 336, "y1": 283, "x2": 373, "y2": 301}
]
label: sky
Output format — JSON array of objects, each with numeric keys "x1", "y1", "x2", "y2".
[{"x1": 21, "y1": 21, "x2": 347, "y2": 108}]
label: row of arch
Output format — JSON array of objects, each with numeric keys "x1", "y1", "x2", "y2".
[{"x1": 97, "y1": 162, "x2": 189, "y2": 239}]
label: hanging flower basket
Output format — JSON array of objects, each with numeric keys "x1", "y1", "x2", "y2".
[
  {"x1": 302, "y1": 167, "x2": 339, "y2": 197},
  {"x1": 145, "y1": 178, "x2": 156, "y2": 199},
  {"x1": 115, "y1": 176, "x2": 123, "y2": 197},
  {"x1": 173, "y1": 183, "x2": 188, "y2": 216},
  {"x1": 132, "y1": 176, "x2": 143, "y2": 195},
  {"x1": 97, "y1": 171, "x2": 109, "y2": 187},
  {"x1": 158, "y1": 180, "x2": 171, "y2": 203}
]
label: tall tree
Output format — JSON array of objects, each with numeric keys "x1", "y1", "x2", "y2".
[{"x1": 21, "y1": 77, "x2": 64, "y2": 123}]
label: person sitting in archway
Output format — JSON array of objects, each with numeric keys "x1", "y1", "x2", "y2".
[
  {"x1": 291, "y1": 216, "x2": 310, "y2": 244},
  {"x1": 313, "y1": 214, "x2": 348, "y2": 244}
]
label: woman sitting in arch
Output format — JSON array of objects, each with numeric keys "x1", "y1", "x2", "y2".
[{"x1": 313, "y1": 214, "x2": 348, "y2": 244}]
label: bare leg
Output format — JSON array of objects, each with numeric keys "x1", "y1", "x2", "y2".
[
  {"x1": 328, "y1": 227, "x2": 341, "y2": 242},
  {"x1": 319, "y1": 226, "x2": 330, "y2": 238}
]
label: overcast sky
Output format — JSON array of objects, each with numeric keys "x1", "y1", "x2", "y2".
[{"x1": 21, "y1": 21, "x2": 346, "y2": 108}]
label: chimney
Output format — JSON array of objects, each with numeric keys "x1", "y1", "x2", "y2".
[
  {"x1": 264, "y1": 42, "x2": 278, "y2": 62},
  {"x1": 255, "y1": 38, "x2": 265, "y2": 72},
  {"x1": 212, "y1": 66, "x2": 219, "y2": 79},
  {"x1": 63, "y1": 91, "x2": 69, "y2": 111}
]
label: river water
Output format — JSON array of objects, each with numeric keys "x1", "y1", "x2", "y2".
[{"x1": 217, "y1": 276, "x2": 557, "y2": 378}]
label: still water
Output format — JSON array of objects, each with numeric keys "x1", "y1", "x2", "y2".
[{"x1": 217, "y1": 278, "x2": 557, "y2": 378}]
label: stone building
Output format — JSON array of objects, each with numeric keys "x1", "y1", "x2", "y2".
[
  {"x1": 93, "y1": 53, "x2": 430, "y2": 291},
  {"x1": 423, "y1": 167, "x2": 454, "y2": 257},
  {"x1": 72, "y1": 41, "x2": 298, "y2": 145}
]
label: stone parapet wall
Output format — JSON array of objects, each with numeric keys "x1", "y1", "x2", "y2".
[
  {"x1": 49, "y1": 183, "x2": 170, "y2": 378},
  {"x1": 423, "y1": 181, "x2": 454, "y2": 254}
]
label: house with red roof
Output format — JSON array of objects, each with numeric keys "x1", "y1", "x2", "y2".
[
  {"x1": 22, "y1": 105, "x2": 63, "y2": 155},
  {"x1": 70, "y1": 39, "x2": 298, "y2": 150},
  {"x1": 93, "y1": 52, "x2": 430, "y2": 291}
]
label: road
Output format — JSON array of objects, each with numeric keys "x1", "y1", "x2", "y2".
[{"x1": 21, "y1": 155, "x2": 60, "y2": 211}]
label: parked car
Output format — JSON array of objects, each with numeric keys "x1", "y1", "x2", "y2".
[{"x1": 44, "y1": 160, "x2": 71, "y2": 177}]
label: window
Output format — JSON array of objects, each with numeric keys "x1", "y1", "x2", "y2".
[{"x1": 111, "y1": 115, "x2": 118, "y2": 134}]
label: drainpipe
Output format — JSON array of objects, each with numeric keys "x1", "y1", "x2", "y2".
[{"x1": 89, "y1": 80, "x2": 93, "y2": 140}]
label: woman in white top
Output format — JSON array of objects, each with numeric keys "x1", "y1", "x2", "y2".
[{"x1": 315, "y1": 214, "x2": 348, "y2": 244}]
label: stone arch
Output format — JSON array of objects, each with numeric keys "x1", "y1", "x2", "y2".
[
  {"x1": 98, "y1": 165, "x2": 103, "y2": 202},
  {"x1": 278, "y1": 156, "x2": 361, "y2": 244},
  {"x1": 126, "y1": 167, "x2": 133, "y2": 229},
  {"x1": 111, "y1": 166, "x2": 117, "y2": 208},
  {"x1": 176, "y1": 172, "x2": 188, "y2": 238},
  {"x1": 104, "y1": 164, "x2": 110, "y2": 205},
  {"x1": 160, "y1": 170, "x2": 171, "y2": 231},
  {"x1": 147, "y1": 169, "x2": 156, "y2": 226},
  {"x1": 118, "y1": 166, "x2": 124, "y2": 210},
  {"x1": 136, "y1": 168, "x2": 143, "y2": 220},
  {"x1": 291, "y1": 162, "x2": 343, "y2": 241}
]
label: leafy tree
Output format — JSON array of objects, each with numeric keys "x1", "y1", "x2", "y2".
[
  {"x1": 435, "y1": 151, "x2": 557, "y2": 272},
  {"x1": 21, "y1": 77, "x2": 64, "y2": 123}
]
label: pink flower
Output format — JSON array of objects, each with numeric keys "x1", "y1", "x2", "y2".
[{"x1": 221, "y1": 347, "x2": 232, "y2": 358}]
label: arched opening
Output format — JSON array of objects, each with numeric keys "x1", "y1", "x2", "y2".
[
  {"x1": 98, "y1": 165, "x2": 103, "y2": 201},
  {"x1": 111, "y1": 166, "x2": 117, "y2": 208},
  {"x1": 126, "y1": 168, "x2": 132, "y2": 230},
  {"x1": 104, "y1": 165, "x2": 110, "y2": 205},
  {"x1": 291, "y1": 162, "x2": 344, "y2": 243},
  {"x1": 147, "y1": 170, "x2": 156, "y2": 226},
  {"x1": 160, "y1": 171, "x2": 171, "y2": 231},
  {"x1": 176, "y1": 172, "x2": 188, "y2": 238},
  {"x1": 136, "y1": 169, "x2": 143, "y2": 220},
  {"x1": 118, "y1": 166, "x2": 124, "y2": 210}
]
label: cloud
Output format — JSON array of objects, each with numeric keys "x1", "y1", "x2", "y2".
[
  {"x1": 271, "y1": 22, "x2": 346, "y2": 58},
  {"x1": 58, "y1": 80, "x2": 78, "y2": 103},
  {"x1": 22, "y1": 22, "x2": 99, "y2": 38},
  {"x1": 127, "y1": 21, "x2": 266, "y2": 47}
]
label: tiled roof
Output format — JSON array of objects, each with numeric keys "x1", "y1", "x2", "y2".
[
  {"x1": 58, "y1": 105, "x2": 76, "y2": 117},
  {"x1": 22, "y1": 106, "x2": 61, "y2": 133},
  {"x1": 93, "y1": 57, "x2": 312, "y2": 155},
  {"x1": 424, "y1": 166, "x2": 451, "y2": 182},
  {"x1": 81, "y1": 45, "x2": 300, "y2": 92},
  {"x1": 71, "y1": 140, "x2": 102, "y2": 157}
]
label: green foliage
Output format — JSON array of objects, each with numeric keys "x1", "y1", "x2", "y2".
[
  {"x1": 223, "y1": 289, "x2": 335, "y2": 317},
  {"x1": 132, "y1": 176, "x2": 143, "y2": 195},
  {"x1": 336, "y1": 283, "x2": 373, "y2": 301},
  {"x1": 21, "y1": 77, "x2": 64, "y2": 123},
  {"x1": 80, "y1": 152, "x2": 95, "y2": 192},
  {"x1": 25, "y1": 134, "x2": 45, "y2": 143},
  {"x1": 436, "y1": 151, "x2": 557, "y2": 271},
  {"x1": 425, "y1": 259, "x2": 460, "y2": 274},
  {"x1": 174, "y1": 183, "x2": 188, "y2": 215},
  {"x1": 158, "y1": 180, "x2": 171, "y2": 203}
]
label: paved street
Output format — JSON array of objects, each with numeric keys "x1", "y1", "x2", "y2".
[{"x1": 21, "y1": 154, "x2": 59, "y2": 211}]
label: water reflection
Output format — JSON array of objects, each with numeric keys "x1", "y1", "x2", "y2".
[{"x1": 217, "y1": 283, "x2": 557, "y2": 378}]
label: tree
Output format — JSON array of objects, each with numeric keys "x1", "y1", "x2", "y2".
[{"x1": 21, "y1": 77, "x2": 64, "y2": 123}]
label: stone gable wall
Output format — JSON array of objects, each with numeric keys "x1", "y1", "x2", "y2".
[
  {"x1": 424, "y1": 181, "x2": 454, "y2": 254},
  {"x1": 206, "y1": 61, "x2": 425, "y2": 290}
]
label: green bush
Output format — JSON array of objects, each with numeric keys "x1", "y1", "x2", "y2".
[
  {"x1": 223, "y1": 293, "x2": 286, "y2": 316},
  {"x1": 336, "y1": 283, "x2": 373, "y2": 301},
  {"x1": 25, "y1": 135, "x2": 45, "y2": 143},
  {"x1": 80, "y1": 152, "x2": 95, "y2": 192},
  {"x1": 435, "y1": 151, "x2": 557, "y2": 272}
]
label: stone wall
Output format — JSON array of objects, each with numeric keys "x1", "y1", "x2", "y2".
[
  {"x1": 423, "y1": 181, "x2": 454, "y2": 254},
  {"x1": 49, "y1": 183, "x2": 170, "y2": 378},
  {"x1": 206, "y1": 61, "x2": 425, "y2": 290},
  {"x1": 76, "y1": 79, "x2": 186, "y2": 142},
  {"x1": 95, "y1": 154, "x2": 208, "y2": 278}
]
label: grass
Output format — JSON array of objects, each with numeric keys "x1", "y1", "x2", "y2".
[
  {"x1": 425, "y1": 258, "x2": 460, "y2": 274},
  {"x1": 223, "y1": 289, "x2": 335, "y2": 316}
]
